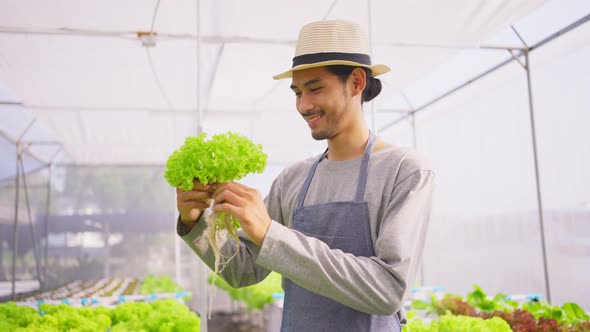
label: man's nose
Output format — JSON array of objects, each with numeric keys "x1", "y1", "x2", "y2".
[{"x1": 298, "y1": 93, "x2": 314, "y2": 113}]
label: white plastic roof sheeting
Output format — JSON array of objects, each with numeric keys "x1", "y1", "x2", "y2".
[{"x1": 0, "y1": 0, "x2": 554, "y2": 168}]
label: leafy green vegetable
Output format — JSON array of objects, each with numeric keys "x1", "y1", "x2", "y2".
[
  {"x1": 0, "y1": 299, "x2": 200, "y2": 331},
  {"x1": 562, "y1": 302, "x2": 590, "y2": 323},
  {"x1": 410, "y1": 285, "x2": 590, "y2": 331},
  {"x1": 209, "y1": 271, "x2": 283, "y2": 310},
  {"x1": 403, "y1": 314, "x2": 512, "y2": 332},
  {"x1": 165, "y1": 131, "x2": 268, "y2": 319},
  {"x1": 139, "y1": 275, "x2": 184, "y2": 295},
  {"x1": 164, "y1": 131, "x2": 267, "y2": 191},
  {"x1": 466, "y1": 285, "x2": 518, "y2": 312}
]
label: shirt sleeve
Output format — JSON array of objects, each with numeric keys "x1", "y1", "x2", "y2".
[
  {"x1": 255, "y1": 169, "x2": 435, "y2": 316},
  {"x1": 177, "y1": 175, "x2": 286, "y2": 288}
]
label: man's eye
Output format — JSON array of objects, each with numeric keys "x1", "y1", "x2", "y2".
[
  {"x1": 310, "y1": 87, "x2": 322, "y2": 93},
  {"x1": 294, "y1": 92, "x2": 301, "y2": 96}
]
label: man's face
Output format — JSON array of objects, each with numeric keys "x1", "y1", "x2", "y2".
[{"x1": 290, "y1": 66, "x2": 354, "y2": 141}]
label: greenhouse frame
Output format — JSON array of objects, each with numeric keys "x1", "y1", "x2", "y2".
[{"x1": 1, "y1": 0, "x2": 589, "y2": 331}]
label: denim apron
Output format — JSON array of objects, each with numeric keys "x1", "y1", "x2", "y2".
[{"x1": 281, "y1": 133, "x2": 401, "y2": 332}]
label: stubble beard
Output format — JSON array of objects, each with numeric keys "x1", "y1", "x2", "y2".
[{"x1": 310, "y1": 86, "x2": 350, "y2": 141}]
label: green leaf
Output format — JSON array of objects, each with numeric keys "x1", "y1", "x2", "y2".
[
  {"x1": 403, "y1": 314, "x2": 512, "y2": 332},
  {"x1": 467, "y1": 285, "x2": 486, "y2": 304},
  {"x1": 210, "y1": 272, "x2": 283, "y2": 310},
  {"x1": 562, "y1": 302, "x2": 590, "y2": 323},
  {"x1": 411, "y1": 299, "x2": 430, "y2": 310},
  {"x1": 164, "y1": 131, "x2": 268, "y2": 191}
]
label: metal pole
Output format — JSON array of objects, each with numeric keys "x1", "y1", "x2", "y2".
[
  {"x1": 523, "y1": 50, "x2": 552, "y2": 302},
  {"x1": 368, "y1": 0, "x2": 377, "y2": 134},
  {"x1": 402, "y1": 92, "x2": 424, "y2": 286},
  {"x1": 408, "y1": 112, "x2": 425, "y2": 287},
  {"x1": 43, "y1": 148, "x2": 60, "y2": 290},
  {"x1": 175, "y1": 223, "x2": 182, "y2": 285},
  {"x1": 400, "y1": 93, "x2": 417, "y2": 148},
  {"x1": 410, "y1": 114, "x2": 418, "y2": 149},
  {"x1": 44, "y1": 164, "x2": 52, "y2": 290},
  {"x1": 11, "y1": 143, "x2": 21, "y2": 300},
  {"x1": 20, "y1": 156, "x2": 43, "y2": 290},
  {"x1": 103, "y1": 222, "x2": 111, "y2": 279},
  {"x1": 196, "y1": 0, "x2": 202, "y2": 136},
  {"x1": 196, "y1": 1, "x2": 208, "y2": 330},
  {"x1": 62, "y1": 223, "x2": 67, "y2": 282}
]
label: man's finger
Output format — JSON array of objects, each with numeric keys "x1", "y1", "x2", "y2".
[
  {"x1": 213, "y1": 182, "x2": 248, "y2": 191},
  {"x1": 212, "y1": 202, "x2": 240, "y2": 218},
  {"x1": 192, "y1": 180, "x2": 212, "y2": 191},
  {"x1": 213, "y1": 189, "x2": 243, "y2": 207},
  {"x1": 180, "y1": 200, "x2": 209, "y2": 210},
  {"x1": 180, "y1": 191, "x2": 212, "y2": 202},
  {"x1": 213, "y1": 183, "x2": 249, "y2": 200}
]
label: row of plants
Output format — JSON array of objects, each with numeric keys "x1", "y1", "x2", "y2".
[
  {"x1": 22, "y1": 280, "x2": 95, "y2": 301},
  {"x1": 0, "y1": 298, "x2": 200, "y2": 332},
  {"x1": 19, "y1": 275, "x2": 184, "y2": 303},
  {"x1": 209, "y1": 271, "x2": 283, "y2": 310},
  {"x1": 404, "y1": 285, "x2": 590, "y2": 332},
  {"x1": 139, "y1": 275, "x2": 184, "y2": 295}
]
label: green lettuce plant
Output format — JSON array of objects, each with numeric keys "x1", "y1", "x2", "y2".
[
  {"x1": 0, "y1": 299, "x2": 200, "y2": 331},
  {"x1": 164, "y1": 131, "x2": 267, "y2": 191},
  {"x1": 165, "y1": 131, "x2": 268, "y2": 318},
  {"x1": 410, "y1": 285, "x2": 590, "y2": 331},
  {"x1": 210, "y1": 271, "x2": 283, "y2": 310},
  {"x1": 403, "y1": 312, "x2": 512, "y2": 332}
]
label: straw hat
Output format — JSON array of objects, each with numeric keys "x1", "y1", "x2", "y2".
[{"x1": 273, "y1": 20, "x2": 390, "y2": 80}]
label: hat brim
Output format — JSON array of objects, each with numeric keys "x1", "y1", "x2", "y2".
[{"x1": 272, "y1": 61, "x2": 390, "y2": 80}]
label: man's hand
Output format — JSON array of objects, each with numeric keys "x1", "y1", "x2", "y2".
[
  {"x1": 176, "y1": 180, "x2": 213, "y2": 231},
  {"x1": 212, "y1": 182, "x2": 272, "y2": 247}
]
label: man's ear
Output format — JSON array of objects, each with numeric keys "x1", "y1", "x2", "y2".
[{"x1": 350, "y1": 68, "x2": 367, "y2": 96}]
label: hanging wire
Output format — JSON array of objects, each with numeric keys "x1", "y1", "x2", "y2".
[
  {"x1": 145, "y1": 48, "x2": 175, "y2": 110},
  {"x1": 144, "y1": 0, "x2": 177, "y2": 149},
  {"x1": 145, "y1": 0, "x2": 174, "y2": 110},
  {"x1": 323, "y1": 0, "x2": 339, "y2": 20},
  {"x1": 367, "y1": 0, "x2": 377, "y2": 134},
  {"x1": 195, "y1": 0, "x2": 202, "y2": 134},
  {"x1": 150, "y1": 0, "x2": 162, "y2": 34}
]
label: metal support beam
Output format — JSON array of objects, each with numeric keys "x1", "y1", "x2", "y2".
[
  {"x1": 368, "y1": 0, "x2": 377, "y2": 134},
  {"x1": 18, "y1": 120, "x2": 36, "y2": 141},
  {"x1": 379, "y1": 14, "x2": 590, "y2": 134},
  {"x1": 0, "y1": 130, "x2": 52, "y2": 167},
  {"x1": 103, "y1": 222, "x2": 111, "y2": 279},
  {"x1": 523, "y1": 48, "x2": 552, "y2": 303},
  {"x1": 195, "y1": 1, "x2": 208, "y2": 330},
  {"x1": 0, "y1": 26, "x2": 527, "y2": 50},
  {"x1": 323, "y1": 0, "x2": 339, "y2": 20},
  {"x1": 42, "y1": 147, "x2": 60, "y2": 290},
  {"x1": 401, "y1": 92, "x2": 424, "y2": 286},
  {"x1": 379, "y1": 55, "x2": 514, "y2": 132},
  {"x1": 43, "y1": 165, "x2": 52, "y2": 290},
  {"x1": 19, "y1": 157, "x2": 43, "y2": 290},
  {"x1": 11, "y1": 143, "x2": 21, "y2": 300}
]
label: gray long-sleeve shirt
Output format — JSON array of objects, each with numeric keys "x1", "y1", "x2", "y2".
[{"x1": 178, "y1": 144, "x2": 435, "y2": 317}]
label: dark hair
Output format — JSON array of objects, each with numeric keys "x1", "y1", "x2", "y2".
[{"x1": 325, "y1": 65, "x2": 382, "y2": 103}]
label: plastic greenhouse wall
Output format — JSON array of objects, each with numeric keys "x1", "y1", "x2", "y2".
[{"x1": 380, "y1": 20, "x2": 590, "y2": 309}]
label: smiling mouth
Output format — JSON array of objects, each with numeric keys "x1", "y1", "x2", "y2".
[
  {"x1": 305, "y1": 114, "x2": 321, "y2": 123},
  {"x1": 303, "y1": 114, "x2": 322, "y2": 127}
]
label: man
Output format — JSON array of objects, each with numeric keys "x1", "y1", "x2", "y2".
[{"x1": 176, "y1": 20, "x2": 435, "y2": 331}]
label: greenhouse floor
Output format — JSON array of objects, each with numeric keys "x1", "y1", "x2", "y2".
[{"x1": 209, "y1": 312, "x2": 265, "y2": 332}]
